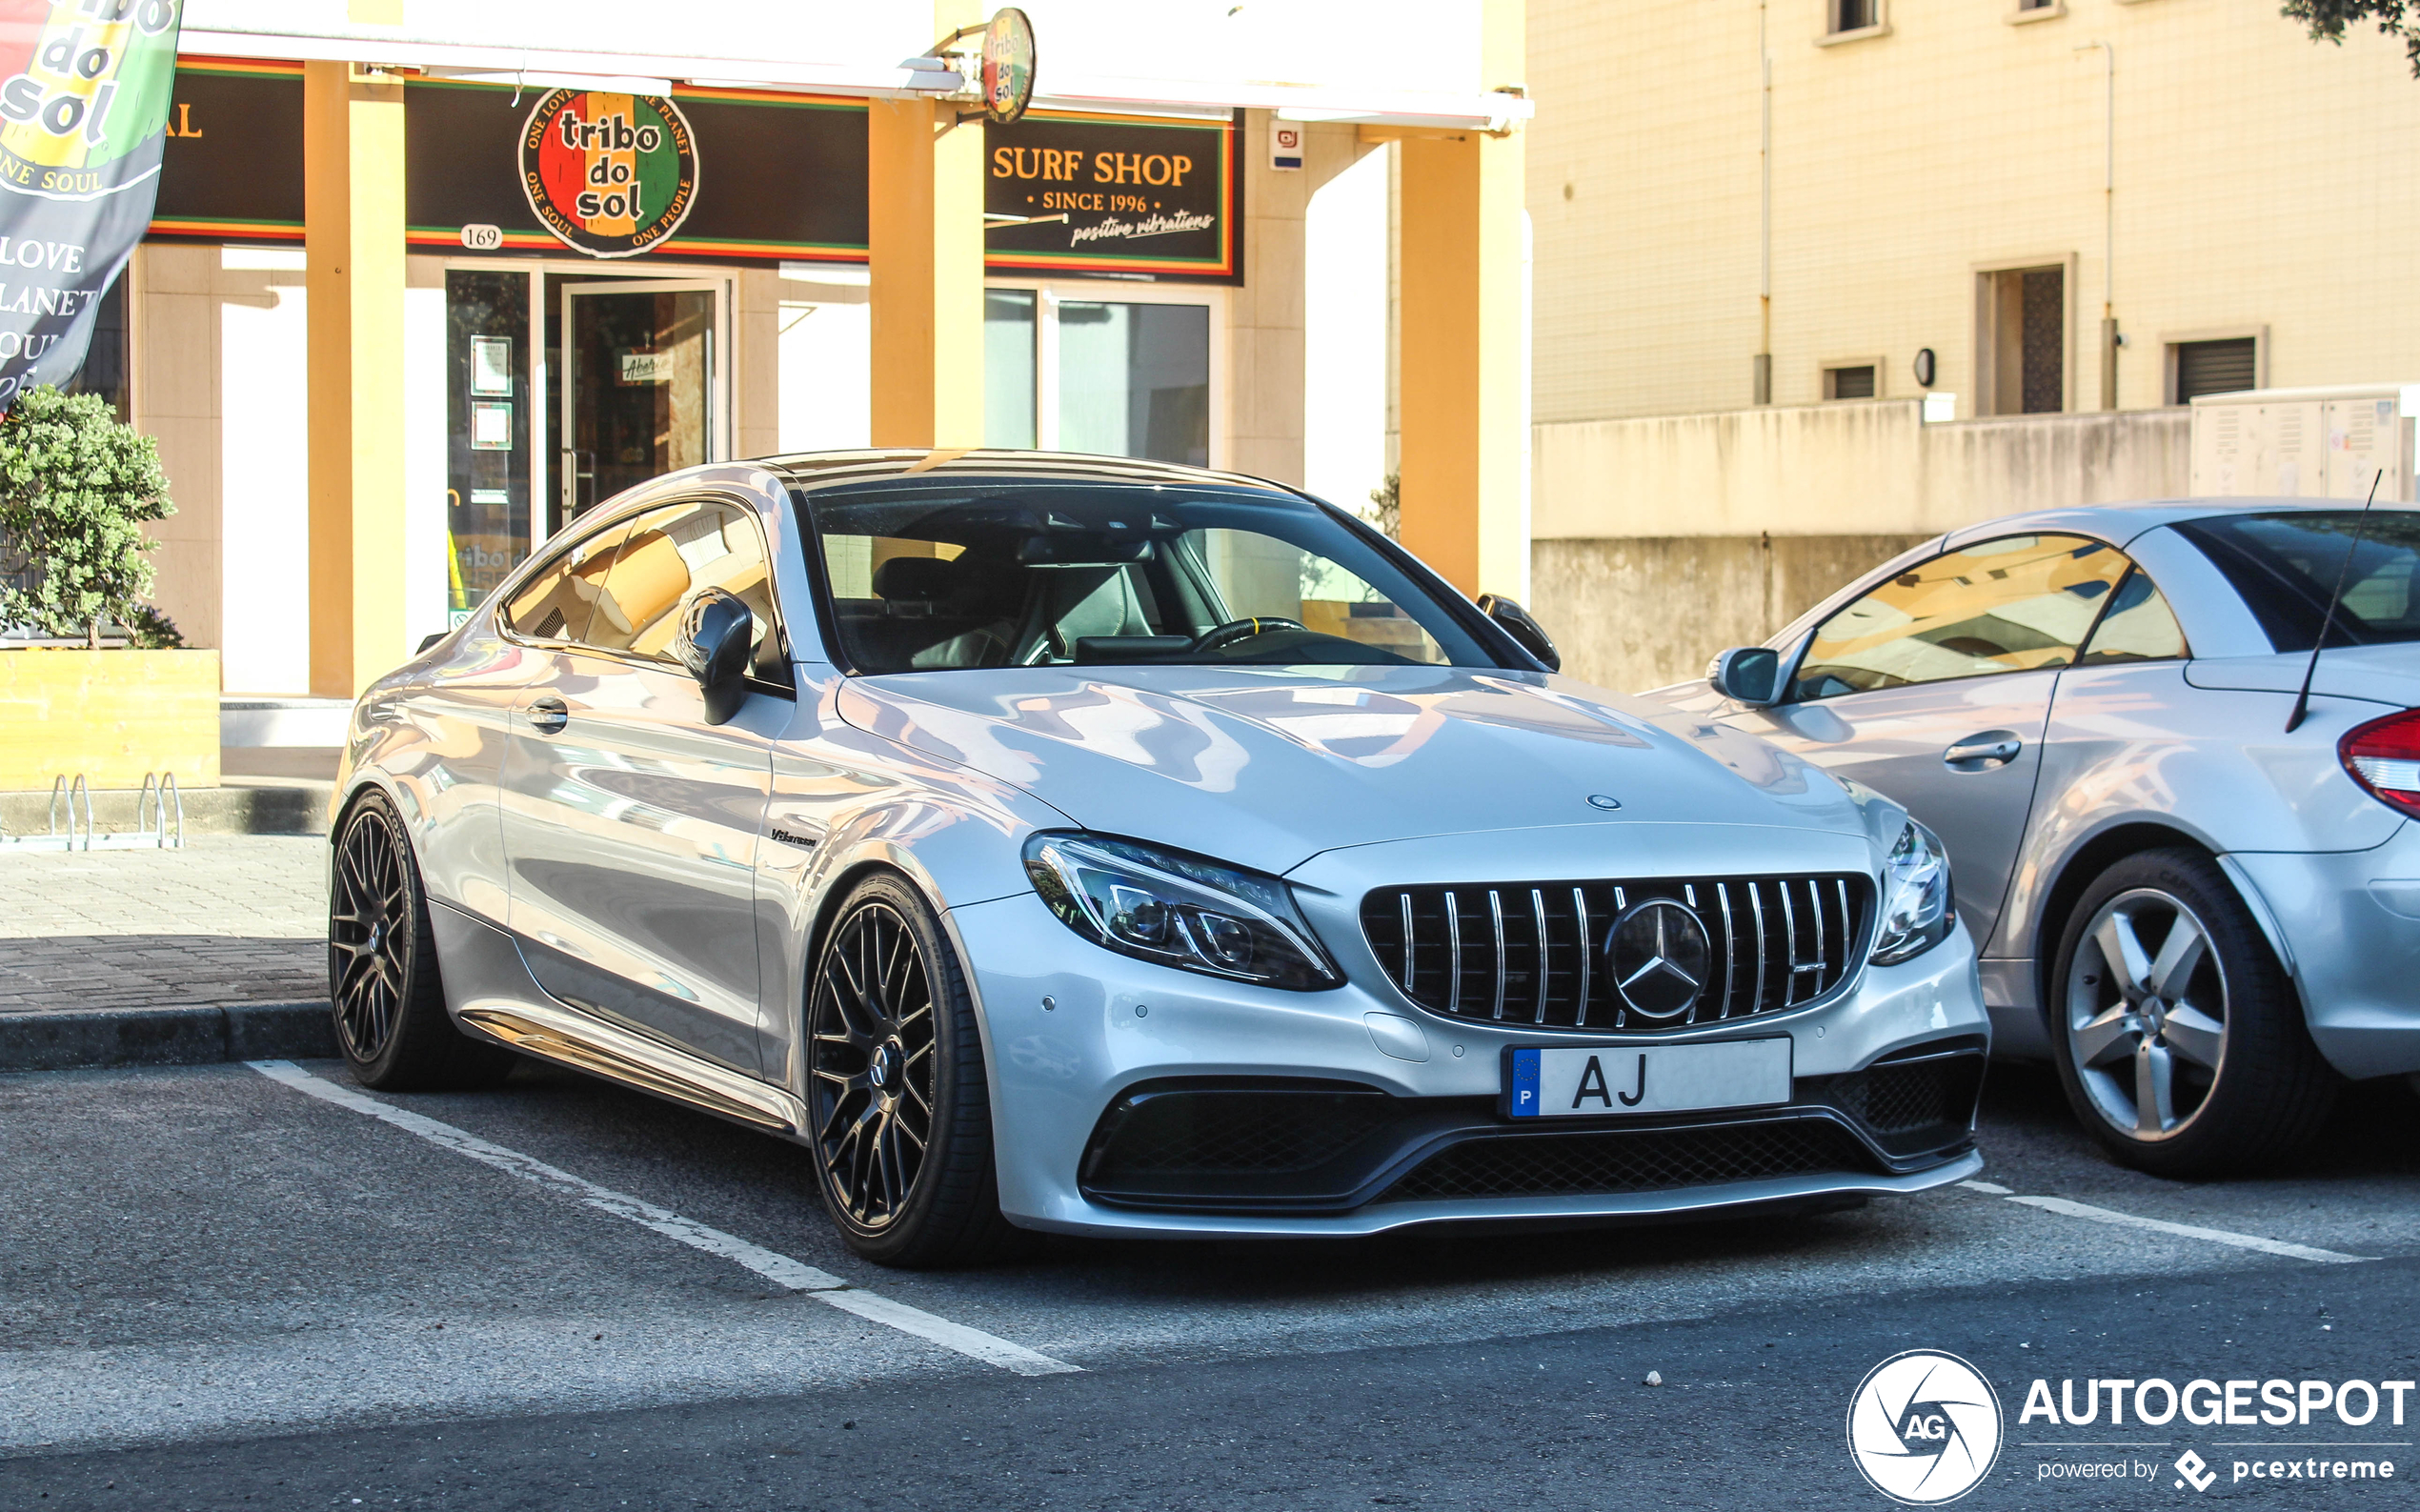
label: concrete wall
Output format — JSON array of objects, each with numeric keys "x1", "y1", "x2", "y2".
[
  {"x1": 1528, "y1": 0, "x2": 2420, "y2": 425},
  {"x1": 1528, "y1": 401, "x2": 2190, "y2": 692}
]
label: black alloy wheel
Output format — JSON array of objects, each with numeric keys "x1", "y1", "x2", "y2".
[
  {"x1": 2046, "y1": 847, "x2": 2336, "y2": 1177},
  {"x1": 328, "y1": 791, "x2": 515, "y2": 1091},
  {"x1": 807, "y1": 874, "x2": 1018, "y2": 1266}
]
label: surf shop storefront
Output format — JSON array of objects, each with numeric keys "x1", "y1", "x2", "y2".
[{"x1": 130, "y1": 60, "x2": 1246, "y2": 693}]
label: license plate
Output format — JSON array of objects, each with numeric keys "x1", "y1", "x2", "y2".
[{"x1": 1504, "y1": 1038, "x2": 1792, "y2": 1119}]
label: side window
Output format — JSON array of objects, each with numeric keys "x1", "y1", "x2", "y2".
[
  {"x1": 1791, "y1": 534, "x2": 2130, "y2": 700},
  {"x1": 2077, "y1": 568, "x2": 2188, "y2": 665},
  {"x1": 588, "y1": 501, "x2": 783, "y2": 675},
  {"x1": 498, "y1": 522, "x2": 630, "y2": 643}
]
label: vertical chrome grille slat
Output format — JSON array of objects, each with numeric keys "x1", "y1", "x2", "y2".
[
  {"x1": 1445, "y1": 891, "x2": 1462, "y2": 1014},
  {"x1": 1572, "y1": 887, "x2": 1591, "y2": 1026},
  {"x1": 1487, "y1": 889, "x2": 1507, "y2": 1020},
  {"x1": 1362, "y1": 874, "x2": 1863, "y2": 1030},
  {"x1": 1530, "y1": 888, "x2": 1550, "y2": 1024}
]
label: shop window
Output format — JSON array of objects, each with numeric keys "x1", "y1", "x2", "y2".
[
  {"x1": 984, "y1": 290, "x2": 1038, "y2": 449},
  {"x1": 1059, "y1": 300, "x2": 1209, "y2": 468},
  {"x1": 447, "y1": 269, "x2": 534, "y2": 625},
  {"x1": 64, "y1": 272, "x2": 129, "y2": 422},
  {"x1": 1977, "y1": 264, "x2": 2067, "y2": 415}
]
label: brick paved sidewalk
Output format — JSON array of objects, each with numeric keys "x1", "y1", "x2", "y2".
[{"x1": 0, "y1": 838, "x2": 326, "y2": 1014}]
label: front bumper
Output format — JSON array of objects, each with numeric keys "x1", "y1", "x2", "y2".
[{"x1": 949, "y1": 878, "x2": 1990, "y2": 1239}]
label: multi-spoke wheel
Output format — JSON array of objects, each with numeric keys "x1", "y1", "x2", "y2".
[
  {"x1": 2047, "y1": 848, "x2": 2334, "y2": 1176},
  {"x1": 328, "y1": 792, "x2": 515, "y2": 1091},
  {"x1": 806, "y1": 875, "x2": 1017, "y2": 1267}
]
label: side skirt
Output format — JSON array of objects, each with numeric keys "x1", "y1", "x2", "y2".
[{"x1": 428, "y1": 900, "x2": 808, "y2": 1139}]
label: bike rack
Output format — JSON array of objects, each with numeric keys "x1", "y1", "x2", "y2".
[{"x1": 0, "y1": 772, "x2": 184, "y2": 850}]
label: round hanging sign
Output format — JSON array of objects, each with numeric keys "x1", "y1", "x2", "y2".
[
  {"x1": 980, "y1": 8, "x2": 1037, "y2": 125},
  {"x1": 519, "y1": 89, "x2": 699, "y2": 259}
]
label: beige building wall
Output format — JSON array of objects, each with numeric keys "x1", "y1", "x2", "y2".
[{"x1": 1530, "y1": 0, "x2": 2420, "y2": 426}]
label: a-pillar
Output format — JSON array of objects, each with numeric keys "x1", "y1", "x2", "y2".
[
  {"x1": 1394, "y1": 0, "x2": 1526, "y2": 602},
  {"x1": 867, "y1": 2, "x2": 987, "y2": 452},
  {"x1": 304, "y1": 60, "x2": 407, "y2": 697}
]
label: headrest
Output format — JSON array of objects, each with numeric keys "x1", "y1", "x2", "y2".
[{"x1": 873, "y1": 554, "x2": 961, "y2": 601}]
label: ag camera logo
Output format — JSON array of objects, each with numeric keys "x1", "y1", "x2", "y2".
[{"x1": 1847, "y1": 1350, "x2": 2005, "y2": 1504}]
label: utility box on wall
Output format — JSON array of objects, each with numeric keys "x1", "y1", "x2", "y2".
[{"x1": 2189, "y1": 385, "x2": 2417, "y2": 501}]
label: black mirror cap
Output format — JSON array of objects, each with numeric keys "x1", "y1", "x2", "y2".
[
  {"x1": 1476, "y1": 593, "x2": 1561, "y2": 672},
  {"x1": 677, "y1": 587, "x2": 756, "y2": 722},
  {"x1": 1707, "y1": 645, "x2": 1782, "y2": 706},
  {"x1": 415, "y1": 632, "x2": 447, "y2": 655}
]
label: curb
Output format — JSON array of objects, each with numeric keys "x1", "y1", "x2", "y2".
[{"x1": 0, "y1": 1000, "x2": 337, "y2": 1073}]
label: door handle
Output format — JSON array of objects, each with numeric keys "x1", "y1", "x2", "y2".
[
  {"x1": 1943, "y1": 732, "x2": 2021, "y2": 769},
  {"x1": 528, "y1": 696, "x2": 570, "y2": 735}
]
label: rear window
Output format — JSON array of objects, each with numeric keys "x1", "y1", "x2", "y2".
[{"x1": 2173, "y1": 511, "x2": 2420, "y2": 652}]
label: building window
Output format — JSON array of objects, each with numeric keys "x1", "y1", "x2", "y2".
[
  {"x1": 2171, "y1": 336, "x2": 2259, "y2": 404},
  {"x1": 984, "y1": 282, "x2": 1222, "y2": 467},
  {"x1": 2008, "y1": 0, "x2": 2065, "y2": 18},
  {"x1": 1978, "y1": 264, "x2": 2067, "y2": 415},
  {"x1": 64, "y1": 271, "x2": 130, "y2": 422},
  {"x1": 1824, "y1": 364, "x2": 1878, "y2": 401},
  {"x1": 1830, "y1": 0, "x2": 1877, "y2": 31}
]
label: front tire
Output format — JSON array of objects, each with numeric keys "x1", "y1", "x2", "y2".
[
  {"x1": 807, "y1": 874, "x2": 1018, "y2": 1268},
  {"x1": 329, "y1": 791, "x2": 516, "y2": 1091},
  {"x1": 2047, "y1": 848, "x2": 2335, "y2": 1176}
]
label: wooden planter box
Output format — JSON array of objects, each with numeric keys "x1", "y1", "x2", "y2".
[{"x1": 0, "y1": 648, "x2": 221, "y2": 791}]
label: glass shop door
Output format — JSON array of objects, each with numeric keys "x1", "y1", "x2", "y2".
[{"x1": 558, "y1": 278, "x2": 730, "y2": 522}]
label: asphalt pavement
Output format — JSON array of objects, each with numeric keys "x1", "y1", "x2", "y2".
[{"x1": 3, "y1": 1050, "x2": 2416, "y2": 1508}]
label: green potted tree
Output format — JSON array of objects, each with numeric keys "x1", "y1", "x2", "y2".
[{"x1": 0, "y1": 386, "x2": 218, "y2": 791}]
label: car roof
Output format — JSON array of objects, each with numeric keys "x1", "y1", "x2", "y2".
[
  {"x1": 1941, "y1": 496, "x2": 2416, "y2": 551},
  {"x1": 759, "y1": 447, "x2": 1307, "y2": 499}
]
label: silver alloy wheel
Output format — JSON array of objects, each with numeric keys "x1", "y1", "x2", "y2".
[{"x1": 2064, "y1": 887, "x2": 2228, "y2": 1140}]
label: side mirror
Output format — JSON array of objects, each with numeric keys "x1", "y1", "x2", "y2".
[
  {"x1": 1476, "y1": 593, "x2": 1561, "y2": 672},
  {"x1": 415, "y1": 632, "x2": 447, "y2": 655},
  {"x1": 1707, "y1": 646, "x2": 1782, "y2": 706},
  {"x1": 676, "y1": 587, "x2": 756, "y2": 724}
]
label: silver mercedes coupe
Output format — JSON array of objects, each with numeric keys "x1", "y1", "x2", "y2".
[
  {"x1": 330, "y1": 450, "x2": 1986, "y2": 1265},
  {"x1": 1657, "y1": 500, "x2": 2420, "y2": 1177}
]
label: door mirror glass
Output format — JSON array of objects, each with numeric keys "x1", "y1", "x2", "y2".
[
  {"x1": 677, "y1": 587, "x2": 756, "y2": 721},
  {"x1": 1476, "y1": 594, "x2": 1561, "y2": 671},
  {"x1": 1707, "y1": 646, "x2": 1781, "y2": 705}
]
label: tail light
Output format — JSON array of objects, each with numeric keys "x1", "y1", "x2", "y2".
[{"x1": 2340, "y1": 709, "x2": 2420, "y2": 818}]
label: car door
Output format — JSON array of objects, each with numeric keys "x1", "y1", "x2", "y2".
[
  {"x1": 1730, "y1": 534, "x2": 2132, "y2": 952},
  {"x1": 499, "y1": 497, "x2": 789, "y2": 1074}
]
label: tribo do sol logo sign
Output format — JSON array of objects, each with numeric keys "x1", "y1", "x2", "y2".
[
  {"x1": 1847, "y1": 1350, "x2": 2006, "y2": 1504},
  {"x1": 519, "y1": 88, "x2": 697, "y2": 258}
]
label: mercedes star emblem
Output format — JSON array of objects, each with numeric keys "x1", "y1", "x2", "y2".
[{"x1": 1606, "y1": 898, "x2": 1713, "y2": 1018}]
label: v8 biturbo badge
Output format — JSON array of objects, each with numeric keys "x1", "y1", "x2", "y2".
[{"x1": 519, "y1": 88, "x2": 698, "y2": 259}]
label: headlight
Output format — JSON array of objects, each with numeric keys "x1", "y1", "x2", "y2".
[
  {"x1": 1021, "y1": 833, "x2": 1341, "y2": 990},
  {"x1": 1869, "y1": 818, "x2": 1954, "y2": 965}
]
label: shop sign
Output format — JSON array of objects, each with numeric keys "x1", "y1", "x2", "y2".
[
  {"x1": 979, "y1": 8, "x2": 1035, "y2": 126},
  {"x1": 519, "y1": 89, "x2": 698, "y2": 259},
  {"x1": 0, "y1": 0, "x2": 182, "y2": 407},
  {"x1": 984, "y1": 110, "x2": 1240, "y2": 283}
]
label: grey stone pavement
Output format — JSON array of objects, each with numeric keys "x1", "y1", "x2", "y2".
[{"x1": 0, "y1": 838, "x2": 326, "y2": 1014}]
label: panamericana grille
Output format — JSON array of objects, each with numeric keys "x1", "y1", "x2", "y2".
[
  {"x1": 1360, "y1": 875, "x2": 1870, "y2": 1033},
  {"x1": 1381, "y1": 1119, "x2": 1878, "y2": 1201}
]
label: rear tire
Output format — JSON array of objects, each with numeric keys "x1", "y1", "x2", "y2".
[
  {"x1": 2046, "y1": 847, "x2": 2335, "y2": 1177},
  {"x1": 806, "y1": 874, "x2": 1019, "y2": 1268},
  {"x1": 329, "y1": 791, "x2": 516, "y2": 1091}
]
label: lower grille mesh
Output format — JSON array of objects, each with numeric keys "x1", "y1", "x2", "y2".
[{"x1": 1381, "y1": 1119, "x2": 1877, "y2": 1201}]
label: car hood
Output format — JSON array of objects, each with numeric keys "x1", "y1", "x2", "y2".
[{"x1": 834, "y1": 664, "x2": 1869, "y2": 877}]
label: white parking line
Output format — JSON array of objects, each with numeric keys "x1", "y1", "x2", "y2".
[
  {"x1": 1958, "y1": 1179, "x2": 2373, "y2": 1264},
  {"x1": 247, "y1": 1059, "x2": 1081, "y2": 1377}
]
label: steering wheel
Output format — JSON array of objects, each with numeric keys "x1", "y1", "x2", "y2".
[{"x1": 1187, "y1": 616, "x2": 1306, "y2": 655}]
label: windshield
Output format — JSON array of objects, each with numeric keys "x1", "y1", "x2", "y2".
[
  {"x1": 2173, "y1": 511, "x2": 2420, "y2": 651},
  {"x1": 793, "y1": 479, "x2": 1499, "y2": 674}
]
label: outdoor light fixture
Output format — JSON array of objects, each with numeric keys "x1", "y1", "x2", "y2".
[{"x1": 1913, "y1": 347, "x2": 1936, "y2": 388}]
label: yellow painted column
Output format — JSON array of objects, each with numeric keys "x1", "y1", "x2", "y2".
[
  {"x1": 1395, "y1": 0, "x2": 1525, "y2": 601},
  {"x1": 304, "y1": 60, "x2": 408, "y2": 697},
  {"x1": 867, "y1": 2, "x2": 987, "y2": 451}
]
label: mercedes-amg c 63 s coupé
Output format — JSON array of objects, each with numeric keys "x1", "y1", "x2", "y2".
[{"x1": 329, "y1": 450, "x2": 1988, "y2": 1265}]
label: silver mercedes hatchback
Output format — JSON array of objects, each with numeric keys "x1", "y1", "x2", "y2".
[{"x1": 1654, "y1": 499, "x2": 2420, "y2": 1176}]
